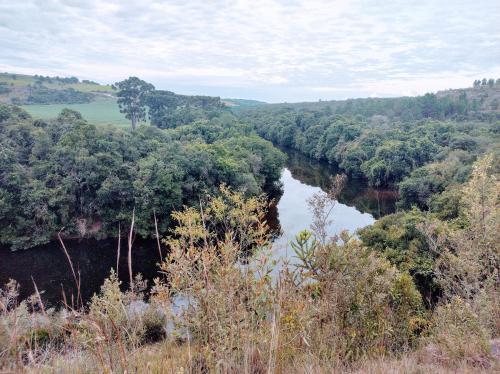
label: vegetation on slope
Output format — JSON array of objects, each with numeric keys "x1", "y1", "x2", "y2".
[
  {"x1": 238, "y1": 88, "x2": 499, "y2": 194},
  {"x1": 0, "y1": 75, "x2": 498, "y2": 372},
  {"x1": 0, "y1": 73, "x2": 114, "y2": 105},
  {"x1": 241, "y1": 78, "x2": 500, "y2": 121}
]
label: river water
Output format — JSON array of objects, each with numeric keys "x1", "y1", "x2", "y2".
[{"x1": 0, "y1": 150, "x2": 397, "y2": 307}]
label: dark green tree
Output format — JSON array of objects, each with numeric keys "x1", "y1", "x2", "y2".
[{"x1": 113, "y1": 77, "x2": 155, "y2": 130}]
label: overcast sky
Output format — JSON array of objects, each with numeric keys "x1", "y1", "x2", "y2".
[{"x1": 1, "y1": 0, "x2": 499, "y2": 102}]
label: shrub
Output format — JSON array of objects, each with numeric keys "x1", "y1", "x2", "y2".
[
  {"x1": 421, "y1": 297, "x2": 493, "y2": 368},
  {"x1": 289, "y1": 230, "x2": 425, "y2": 362}
]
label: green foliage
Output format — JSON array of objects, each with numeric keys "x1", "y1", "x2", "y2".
[
  {"x1": 290, "y1": 230, "x2": 318, "y2": 272},
  {"x1": 0, "y1": 104, "x2": 31, "y2": 123},
  {"x1": 114, "y1": 77, "x2": 155, "y2": 130},
  {"x1": 0, "y1": 105, "x2": 285, "y2": 249},
  {"x1": 360, "y1": 155, "x2": 499, "y2": 309},
  {"x1": 238, "y1": 99, "x2": 498, "y2": 210},
  {"x1": 17, "y1": 85, "x2": 95, "y2": 105},
  {"x1": 290, "y1": 231, "x2": 425, "y2": 358},
  {"x1": 398, "y1": 151, "x2": 473, "y2": 211},
  {"x1": 358, "y1": 209, "x2": 440, "y2": 303},
  {"x1": 1, "y1": 165, "x2": 498, "y2": 372},
  {"x1": 157, "y1": 190, "x2": 424, "y2": 367},
  {"x1": 432, "y1": 155, "x2": 499, "y2": 303},
  {"x1": 147, "y1": 89, "x2": 224, "y2": 129},
  {"x1": 428, "y1": 188, "x2": 463, "y2": 221},
  {"x1": 113, "y1": 77, "x2": 224, "y2": 131}
]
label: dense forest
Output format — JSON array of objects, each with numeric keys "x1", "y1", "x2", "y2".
[
  {"x1": 1, "y1": 151, "x2": 497, "y2": 373},
  {"x1": 238, "y1": 89, "x2": 499, "y2": 196},
  {"x1": 0, "y1": 103, "x2": 285, "y2": 249}
]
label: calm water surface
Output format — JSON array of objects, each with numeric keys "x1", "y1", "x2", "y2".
[
  {"x1": 0, "y1": 150, "x2": 397, "y2": 307},
  {"x1": 267, "y1": 149, "x2": 396, "y2": 271}
]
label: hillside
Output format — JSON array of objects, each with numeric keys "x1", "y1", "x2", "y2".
[
  {"x1": 436, "y1": 85, "x2": 500, "y2": 112},
  {"x1": 241, "y1": 79, "x2": 500, "y2": 121},
  {"x1": 0, "y1": 73, "x2": 270, "y2": 109},
  {"x1": 0, "y1": 72, "x2": 114, "y2": 104},
  {"x1": 1, "y1": 75, "x2": 498, "y2": 373}
]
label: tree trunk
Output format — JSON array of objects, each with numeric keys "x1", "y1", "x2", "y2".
[{"x1": 131, "y1": 115, "x2": 137, "y2": 131}]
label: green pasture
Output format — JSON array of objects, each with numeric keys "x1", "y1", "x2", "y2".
[{"x1": 21, "y1": 98, "x2": 145, "y2": 128}]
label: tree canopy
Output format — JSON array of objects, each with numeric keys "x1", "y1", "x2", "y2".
[
  {"x1": 0, "y1": 103, "x2": 285, "y2": 250},
  {"x1": 113, "y1": 77, "x2": 155, "y2": 130}
]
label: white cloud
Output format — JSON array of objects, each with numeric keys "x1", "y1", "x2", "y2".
[{"x1": 0, "y1": 0, "x2": 499, "y2": 101}]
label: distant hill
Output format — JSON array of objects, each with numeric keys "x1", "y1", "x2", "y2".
[
  {"x1": 3, "y1": 72, "x2": 498, "y2": 118},
  {"x1": 0, "y1": 73, "x2": 114, "y2": 105},
  {"x1": 239, "y1": 80, "x2": 500, "y2": 121},
  {"x1": 0, "y1": 73, "x2": 268, "y2": 108},
  {"x1": 435, "y1": 85, "x2": 500, "y2": 113},
  {"x1": 222, "y1": 98, "x2": 267, "y2": 107}
]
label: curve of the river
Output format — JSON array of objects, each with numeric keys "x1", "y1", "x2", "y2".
[{"x1": 0, "y1": 150, "x2": 397, "y2": 307}]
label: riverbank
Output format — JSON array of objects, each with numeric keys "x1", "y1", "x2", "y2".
[{"x1": 1, "y1": 151, "x2": 397, "y2": 307}]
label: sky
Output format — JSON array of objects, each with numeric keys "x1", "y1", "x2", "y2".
[{"x1": 1, "y1": 0, "x2": 499, "y2": 102}]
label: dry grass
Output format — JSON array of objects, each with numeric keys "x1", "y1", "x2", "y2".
[{"x1": 21, "y1": 342, "x2": 498, "y2": 374}]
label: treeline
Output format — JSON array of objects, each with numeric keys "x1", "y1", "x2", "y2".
[
  {"x1": 33, "y1": 75, "x2": 80, "y2": 84},
  {"x1": 0, "y1": 105, "x2": 285, "y2": 249},
  {"x1": 239, "y1": 107, "x2": 498, "y2": 202},
  {"x1": 333, "y1": 92, "x2": 471, "y2": 120},
  {"x1": 12, "y1": 86, "x2": 95, "y2": 105},
  {"x1": 112, "y1": 76, "x2": 226, "y2": 130},
  {"x1": 32, "y1": 75, "x2": 98, "y2": 85},
  {"x1": 249, "y1": 88, "x2": 499, "y2": 122},
  {"x1": 146, "y1": 90, "x2": 224, "y2": 129},
  {"x1": 473, "y1": 77, "x2": 500, "y2": 88}
]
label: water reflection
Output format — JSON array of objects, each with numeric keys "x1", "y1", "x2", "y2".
[
  {"x1": 0, "y1": 238, "x2": 163, "y2": 308},
  {"x1": 284, "y1": 148, "x2": 397, "y2": 219}
]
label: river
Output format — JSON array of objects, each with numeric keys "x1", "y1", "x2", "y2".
[{"x1": 0, "y1": 150, "x2": 397, "y2": 307}]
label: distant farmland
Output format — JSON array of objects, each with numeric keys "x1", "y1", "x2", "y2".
[{"x1": 21, "y1": 98, "x2": 144, "y2": 127}]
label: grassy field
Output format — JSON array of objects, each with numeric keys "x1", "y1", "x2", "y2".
[{"x1": 21, "y1": 98, "x2": 144, "y2": 127}]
